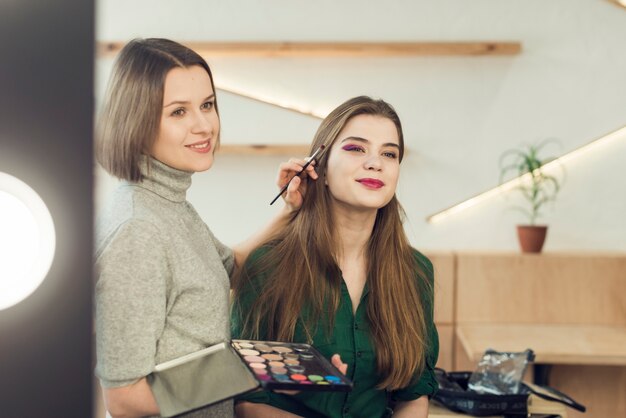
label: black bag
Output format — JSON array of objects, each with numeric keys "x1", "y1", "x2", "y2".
[{"x1": 433, "y1": 369, "x2": 586, "y2": 417}]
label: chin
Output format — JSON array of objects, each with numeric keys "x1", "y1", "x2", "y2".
[
  {"x1": 191, "y1": 157, "x2": 214, "y2": 173},
  {"x1": 195, "y1": 163, "x2": 213, "y2": 173},
  {"x1": 363, "y1": 197, "x2": 393, "y2": 210},
  {"x1": 350, "y1": 202, "x2": 387, "y2": 213}
]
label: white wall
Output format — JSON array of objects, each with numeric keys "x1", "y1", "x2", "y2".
[{"x1": 95, "y1": 0, "x2": 626, "y2": 251}]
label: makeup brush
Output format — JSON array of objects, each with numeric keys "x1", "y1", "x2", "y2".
[{"x1": 270, "y1": 144, "x2": 326, "y2": 205}]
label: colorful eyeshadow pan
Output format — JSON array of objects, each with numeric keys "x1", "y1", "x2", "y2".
[
  {"x1": 261, "y1": 354, "x2": 282, "y2": 361},
  {"x1": 268, "y1": 361, "x2": 285, "y2": 367},
  {"x1": 249, "y1": 362, "x2": 267, "y2": 369},
  {"x1": 254, "y1": 344, "x2": 273, "y2": 353},
  {"x1": 231, "y1": 339, "x2": 353, "y2": 393},
  {"x1": 272, "y1": 346, "x2": 293, "y2": 354},
  {"x1": 287, "y1": 365, "x2": 305, "y2": 373},
  {"x1": 238, "y1": 349, "x2": 260, "y2": 356}
]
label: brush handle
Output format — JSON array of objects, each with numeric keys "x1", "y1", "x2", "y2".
[
  {"x1": 269, "y1": 145, "x2": 324, "y2": 206},
  {"x1": 269, "y1": 158, "x2": 314, "y2": 205}
]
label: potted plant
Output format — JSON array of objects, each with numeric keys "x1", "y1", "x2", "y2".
[{"x1": 499, "y1": 140, "x2": 563, "y2": 253}]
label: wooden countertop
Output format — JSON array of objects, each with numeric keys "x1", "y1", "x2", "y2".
[{"x1": 456, "y1": 324, "x2": 626, "y2": 366}]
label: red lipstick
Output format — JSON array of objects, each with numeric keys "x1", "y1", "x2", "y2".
[{"x1": 357, "y1": 178, "x2": 384, "y2": 189}]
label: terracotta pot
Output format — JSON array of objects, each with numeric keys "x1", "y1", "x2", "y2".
[{"x1": 516, "y1": 225, "x2": 548, "y2": 253}]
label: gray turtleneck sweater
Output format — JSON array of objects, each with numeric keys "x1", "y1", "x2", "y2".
[{"x1": 95, "y1": 157, "x2": 234, "y2": 418}]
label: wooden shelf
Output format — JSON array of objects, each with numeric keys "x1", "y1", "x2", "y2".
[
  {"x1": 97, "y1": 41, "x2": 522, "y2": 58},
  {"x1": 217, "y1": 144, "x2": 310, "y2": 156}
]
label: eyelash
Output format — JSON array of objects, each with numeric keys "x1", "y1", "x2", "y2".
[
  {"x1": 342, "y1": 144, "x2": 365, "y2": 153},
  {"x1": 342, "y1": 144, "x2": 398, "y2": 159},
  {"x1": 170, "y1": 101, "x2": 214, "y2": 117},
  {"x1": 201, "y1": 100, "x2": 214, "y2": 110}
]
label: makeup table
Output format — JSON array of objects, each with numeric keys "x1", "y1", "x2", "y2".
[{"x1": 455, "y1": 323, "x2": 626, "y2": 385}]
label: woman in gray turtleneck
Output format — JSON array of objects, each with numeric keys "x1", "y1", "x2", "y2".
[{"x1": 94, "y1": 38, "x2": 315, "y2": 418}]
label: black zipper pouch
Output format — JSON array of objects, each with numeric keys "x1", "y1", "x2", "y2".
[{"x1": 433, "y1": 369, "x2": 585, "y2": 417}]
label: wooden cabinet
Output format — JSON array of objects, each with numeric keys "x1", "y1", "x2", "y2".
[{"x1": 428, "y1": 252, "x2": 626, "y2": 418}]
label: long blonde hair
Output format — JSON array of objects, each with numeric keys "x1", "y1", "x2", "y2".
[{"x1": 233, "y1": 96, "x2": 431, "y2": 390}]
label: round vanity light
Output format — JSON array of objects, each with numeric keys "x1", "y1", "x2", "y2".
[{"x1": 0, "y1": 172, "x2": 56, "y2": 310}]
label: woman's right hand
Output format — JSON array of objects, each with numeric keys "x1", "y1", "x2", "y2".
[{"x1": 276, "y1": 158, "x2": 318, "y2": 212}]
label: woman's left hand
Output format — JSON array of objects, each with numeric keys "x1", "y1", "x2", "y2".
[
  {"x1": 331, "y1": 354, "x2": 348, "y2": 375},
  {"x1": 277, "y1": 158, "x2": 318, "y2": 212}
]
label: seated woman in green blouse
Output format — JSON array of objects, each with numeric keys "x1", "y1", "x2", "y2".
[{"x1": 231, "y1": 96, "x2": 439, "y2": 418}]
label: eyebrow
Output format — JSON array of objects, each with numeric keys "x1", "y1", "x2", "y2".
[
  {"x1": 163, "y1": 94, "x2": 215, "y2": 108},
  {"x1": 340, "y1": 136, "x2": 400, "y2": 149}
]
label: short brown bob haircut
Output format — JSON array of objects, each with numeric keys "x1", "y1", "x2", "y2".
[{"x1": 96, "y1": 38, "x2": 219, "y2": 182}]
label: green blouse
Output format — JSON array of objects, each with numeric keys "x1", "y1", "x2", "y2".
[{"x1": 231, "y1": 248, "x2": 439, "y2": 418}]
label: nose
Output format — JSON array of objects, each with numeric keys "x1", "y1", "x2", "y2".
[
  {"x1": 191, "y1": 110, "x2": 213, "y2": 135},
  {"x1": 364, "y1": 154, "x2": 382, "y2": 171}
]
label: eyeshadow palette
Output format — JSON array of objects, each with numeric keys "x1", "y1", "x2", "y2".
[{"x1": 231, "y1": 339, "x2": 353, "y2": 392}]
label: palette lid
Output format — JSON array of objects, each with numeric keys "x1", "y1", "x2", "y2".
[{"x1": 148, "y1": 342, "x2": 259, "y2": 417}]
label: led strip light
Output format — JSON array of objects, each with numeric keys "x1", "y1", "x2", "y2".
[
  {"x1": 216, "y1": 84, "x2": 326, "y2": 119},
  {"x1": 426, "y1": 125, "x2": 626, "y2": 223}
]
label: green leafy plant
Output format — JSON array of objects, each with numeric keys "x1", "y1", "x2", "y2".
[{"x1": 499, "y1": 140, "x2": 563, "y2": 225}]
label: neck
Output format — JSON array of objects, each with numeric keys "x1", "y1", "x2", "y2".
[
  {"x1": 135, "y1": 155, "x2": 193, "y2": 203},
  {"x1": 331, "y1": 202, "x2": 377, "y2": 261}
]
